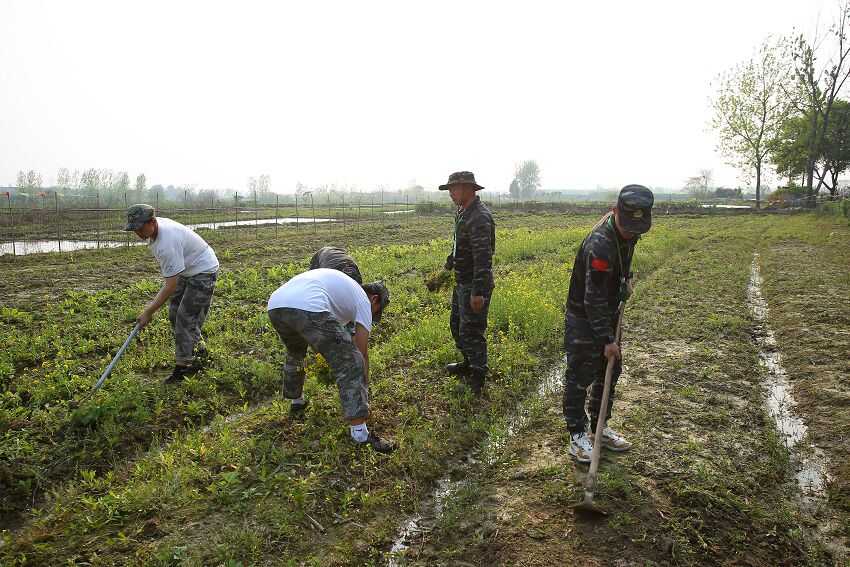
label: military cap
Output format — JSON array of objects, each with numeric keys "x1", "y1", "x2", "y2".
[
  {"x1": 123, "y1": 204, "x2": 156, "y2": 231},
  {"x1": 362, "y1": 281, "x2": 391, "y2": 322},
  {"x1": 438, "y1": 171, "x2": 485, "y2": 191},
  {"x1": 617, "y1": 185, "x2": 654, "y2": 234}
]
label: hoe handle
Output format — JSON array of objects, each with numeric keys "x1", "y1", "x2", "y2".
[
  {"x1": 93, "y1": 324, "x2": 141, "y2": 393},
  {"x1": 586, "y1": 303, "x2": 625, "y2": 489}
]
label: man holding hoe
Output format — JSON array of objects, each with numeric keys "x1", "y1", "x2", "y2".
[
  {"x1": 124, "y1": 204, "x2": 219, "y2": 384},
  {"x1": 563, "y1": 185, "x2": 654, "y2": 462}
]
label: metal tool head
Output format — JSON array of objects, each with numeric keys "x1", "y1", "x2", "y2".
[{"x1": 573, "y1": 490, "x2": 608, "y2": 517}]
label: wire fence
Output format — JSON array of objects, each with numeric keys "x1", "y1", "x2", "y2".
[{"x1": 1, "y1": 189, "x2": 845, "y2": 257}]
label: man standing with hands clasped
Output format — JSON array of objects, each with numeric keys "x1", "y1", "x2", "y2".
[
  {"x1": 124, "y1": 204, "x2": 219, "y2": 384},
  {"x1": 563, "y1": 185, "x2": 654, "y2": 463},
  {"x1": 439, "y1": 171, "x2": 496, "y2": 395}
]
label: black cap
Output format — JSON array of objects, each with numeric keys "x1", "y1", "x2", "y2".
[{"x1": 616, "y1": 185, "x2": 654, "y2": 234}]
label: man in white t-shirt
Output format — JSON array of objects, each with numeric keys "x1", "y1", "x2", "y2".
[
  {"x1": 124, "y1": 204, "x2": 220, "y2": 384},
  {"x1": 267, "y1": 268, "x2": 394, "y2": 453}
]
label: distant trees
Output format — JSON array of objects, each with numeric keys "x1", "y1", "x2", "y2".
[
  {"x1": 135, "y1": 173, "x2": 147, "y2": 194},
  {"x1": 711, "y1": 39, "x2": 791, "y2": 209},
  {"x1": 788, "y1": 1, "x2": 850, "y2": 199},
  {"x1": 511, "y1": 160, "x2": 541, "y2": 199},
  {"x1": 248, "y1": 174, "x2": 271, "y2": 197},
  {"x1": 684, "y1": 169, "x2": 714, "y2": 198}
]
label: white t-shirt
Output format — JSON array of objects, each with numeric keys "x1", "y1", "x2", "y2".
[
  {"x1": 149, "y1": 217, "x2": 219, "y2": 278},
  {"x1": 267, "y1": 268, "x2": 373, "y2": 332}
]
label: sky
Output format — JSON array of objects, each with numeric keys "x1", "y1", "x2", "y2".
[{"x1": 0, "y1": 0, "x2": 837, "y2": 193}]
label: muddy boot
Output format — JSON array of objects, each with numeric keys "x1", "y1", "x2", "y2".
[
  {"x1": 466, "y1": 368, "x2": 486, "y2": 396},
  {"x1": 445, "y1": 359, "x2": 471, "y2": 375}
]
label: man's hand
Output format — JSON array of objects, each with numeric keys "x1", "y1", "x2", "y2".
[
  {"x1": 136, "y1": 309, "x2": 153, "y2": 329},
  {"x1": 604, "y1": 342, "x2": 621, "y2": 360},
  {"x1": 469, "y1": 295, "x2": 485, "y2": 313}
]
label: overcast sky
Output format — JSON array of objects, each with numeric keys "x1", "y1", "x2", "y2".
[{"x1": 0, "y1": 0, "x2": 836, "y2": 193}]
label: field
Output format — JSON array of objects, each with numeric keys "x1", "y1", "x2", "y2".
[{"x1": 0, "y1": 211, "x2": 848, "y2": 566}]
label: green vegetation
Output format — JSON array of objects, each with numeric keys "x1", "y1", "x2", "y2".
[{"x1": 1, "y1": 212, "x2": 848, "y2": 565}]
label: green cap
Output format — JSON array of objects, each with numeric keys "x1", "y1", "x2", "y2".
[{"x1": 124, "y1": 204, "x2": 155, "y2": 231}]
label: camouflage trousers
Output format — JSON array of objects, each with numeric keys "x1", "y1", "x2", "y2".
[
  {"x1": 168, "y1": 271, "x2": 217, "y2": 365},
  {"x1": 268, "y1": 307, "x2": 368, "y2": 420},
  {"x1": 450, "y1": 283, "x2": 492, "y2": 372},
  {"x1": 562, "y1": 312, "x2": 622, "y2": 434}
]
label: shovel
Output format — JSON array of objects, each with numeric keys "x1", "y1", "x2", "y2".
[{"x1": 574, "y1": 303, "x2": 625, "y2": 516}]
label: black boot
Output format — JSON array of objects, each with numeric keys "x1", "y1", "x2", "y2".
[
  {"x1": 445, "y1": 359, "x2": 471, "y2": 375},
  {"x1": 466, "y1": 368, "x2": 486, "y2": 395}
]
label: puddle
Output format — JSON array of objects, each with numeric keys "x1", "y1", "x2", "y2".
[
  {"x1": 186, "y1": 217, "x2": 333, "y2": 230},
  {"x1": 383, "y1": 209, "x2": 415, "y2": 215},
  {"x1": 747, "y1": 253, "x2": 831, "y2": 505},
  {"x1": 386, "y1": 361, "x2": 565, "y2": 565},
  {"x1": 0, "y1": 239, "x2": 141, "y2": 256}
]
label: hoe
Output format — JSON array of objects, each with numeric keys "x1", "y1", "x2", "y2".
[{"x1": 574, "y1": 303, "x2": 624, "y2": 517}]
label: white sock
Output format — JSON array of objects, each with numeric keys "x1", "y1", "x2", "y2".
[
  {"x1": 290, "y1": 396, "x2": 305, "y2": 406},
  {"x1": 350, "y1": 423, "x2": 369, "y2": 443}
]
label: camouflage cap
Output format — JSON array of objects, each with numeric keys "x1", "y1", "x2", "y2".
[
  {"x1": 362, "y1": 281, "x2": 390, "y2": 322},
  {"x1": 124, "y1": 204, "x2": 155, "y2": 231},
  {"x1": 616, "y1": 184, "x2": 654, "y2": 234},
  {"x1": 438, "y1": 171, "x2": 485, "y2": 191}
]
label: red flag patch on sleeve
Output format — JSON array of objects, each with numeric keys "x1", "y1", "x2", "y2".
[{"x1": 590, "y1": 257, "x2": 609, "y2": 271}]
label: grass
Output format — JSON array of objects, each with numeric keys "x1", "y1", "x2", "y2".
[{"x1": 0, "y1": 212, "x2": 848, "y2": 566}]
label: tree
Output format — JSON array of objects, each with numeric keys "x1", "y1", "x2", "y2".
[
  {"x1": 508, "y1": 178, "x2": 520, "y2": 198},
  {"x1": 771, "y1": 99, "x2": 850, "y2": 194},
  {"x1": 789, "y1": 1, "x2": 850, "y2": 200},
  {"x1": 769, "y1": 112, "x2": 810, "y2": 185},
  {"x1": 135, "y1": 173, "x2": 147, "y2": 195},
  {"x1": 712, "y1": 38, "x2": 791, "y2": 209},
  {"x1": 113, "y1": 171, "x2": 130, "y2": 193},
  {"x1": 513, "y1": 160, "x2": 541, "y2": 198},
  {"x1": 56, "y1": 168, "x2": 71, "y2": 190},
  {"x1": 685, "y1": 169, "x2": 713, "y2": 198}
]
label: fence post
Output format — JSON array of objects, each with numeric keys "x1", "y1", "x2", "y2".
[
  {"x1": 6, "y1": 192, "x2": 14, "y2": 256},
  {"x1": 254, "y1": 190, "x2": 258, "y2": 238},
  {"x1": 124, "y1": 191, "x2": 129, "y2": 246},
  {"x1": 295, "y1": 193, "x2": 299, "y2": 230},
  {"x1": 211, "y1": 194, "x2": 216, "y2": 229},
  {"x1": 327, "y1": 193, "x2": 332, "y2": 233},
  {"x1": 275, "y1": 194, "x2": 279, "y2": 238},
  {"x1": 96, "y1": 191, "x2": 102, "y2": 249},
  {"x1": 55, "y1": 191, "x2": 61, "y2": 253},
  {"x1": 311, "y1": 194, "x2": 317, "y2": 233},
  {"x1": 234, "y1": 192, "x2": 239, "y2": 230}
]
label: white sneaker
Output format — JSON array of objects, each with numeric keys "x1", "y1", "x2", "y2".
[
  {"x1": 591, "y1": 426, "x2": 632, "y2": 452},
  {"x1": 569, "y1": 432, "x2": 593, "y2": 463}
]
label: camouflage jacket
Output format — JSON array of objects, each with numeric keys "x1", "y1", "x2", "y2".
[
  {"x1": 309, "y1": 246, "x2": 363, "y2": 284},
  {"x1": 565, "y1": 213, "x2": 637, "y2": 345},
  {"x1": 445, "y1": 196, "x2": 495, "y2": 295}
]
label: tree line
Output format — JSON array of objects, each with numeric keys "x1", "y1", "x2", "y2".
[{"x1": 712, "y1": 0, "x2": 850, "y2": 208}]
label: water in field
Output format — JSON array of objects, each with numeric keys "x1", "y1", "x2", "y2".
[
  {"x1": 186, "y1": 216, "x2": 333, "y2": 230},
  {"x1": 0, "y1": 239, "x2": 142, "y2": 256},
  {"x1": 386, "y1": 362, "x2": 565, "y2": 566},
  {"x1": 747, "y1": 254, "x2": 830, "y2": 504}
]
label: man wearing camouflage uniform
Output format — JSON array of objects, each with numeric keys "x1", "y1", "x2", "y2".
[
  {"x1": 564, "y1": 185, "x2": 654, "y2": 463},
  {"x1": 124, "y1": 204, "x2": 219, "y2": 384},
  {"x1": 439, "y1": 171, "x2": 496, "y2": 395},
  {"x1": 309, "y1": 246, "x2": 363, "y2": 284},
  {"x1": 267, "y1": 269, "x2": 393, "y2": 452}
]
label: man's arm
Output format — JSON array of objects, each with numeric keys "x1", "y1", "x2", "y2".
[
  {"x1": 353, "y1": 323, "x2": 370, "y2": 384},
  {"x1": 468, "y1": 215, "x2": 494, "y2": 312},
  {"x1": 137, "y1": 275, "x2": 179, "y2": 328},
  {"x1": 583, "y1": 243, "x2": 619, "y2": 357}
]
